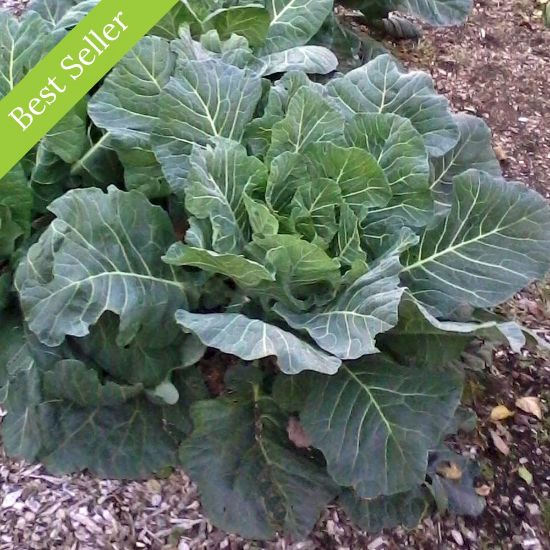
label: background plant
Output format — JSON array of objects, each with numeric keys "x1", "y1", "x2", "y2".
[{"x1": 1, "y1": 0, "x2": 549, "y2": 542}]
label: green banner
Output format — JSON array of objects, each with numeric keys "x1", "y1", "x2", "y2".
[{"x1": 0, "y1": 0, "x2": 179, "y2": 179}]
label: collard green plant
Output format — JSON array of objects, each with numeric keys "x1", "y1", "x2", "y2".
[{"x1": 1, "y1": 0, "x2": 550, "y2": 542}]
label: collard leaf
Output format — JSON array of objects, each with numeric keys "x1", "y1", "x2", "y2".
[
  {"x1": 395, "y1": 0, "x2": 472, "y2": 26},
  {"x1": 267, "y1": 86, "x2": 345, "y2": 161},
  {"x1": 327, "y1": 54, "x2": 458, "y2": 157},
  {"x1": 243, "y1": 194, "x2": 279, "y2": 236},
  {"x1": 53, "y1": 0, "x2": 100, "y2": 29},
  {"x1": 300, "y1": 355, "x2": 463, "y2": 497},
  {"x1": 275, "y1": 256, "x2": 404, "y2": 359},
  {"x1": 0, "y1": 10, "x2": 54, "y2": 97},
  {"x1": 261, "y1": 45, "x2": 338, "y2": 76},
  {"x1": 430, "y1": 114, "x2": 501, "y2": 208},
  {"x1": 332, "y1": 203, "x2": 367, "y2": 267},
  {"x1": 175, "y1": 310, "x2": 341, "y2": 375},
  {"x1": 341, "y1": 487, "x2": 427, "y2": 531},
  {"x1": 16, "y1": 187, "x2": 188, "y2": 347},
  {"x1": 402, "y1": 170, "x2": 550, "y2": 316},
  {"x1": 262, "y1": 0, "x2": 334, "y2": 54},
  {"x1": 303, "y1": 142, "x2": 391, "y2": 217},
  {"x1": 204, "y1": 5, "x2": 270, "y2": 48},
  {"x1": 164, "y1": 243, "x2": 275, "y2": 287},
  {"x1": 152, "y1": 58, "x2": 263, "y2": 193},
  {"x1": 89, "y1": 37, "x2": 176, "y2": 146},
  {"x1": 180, "y1": 391, "x2": 337, "y2": 539},
  {"x1": 184, "y1": 139, "x2": 267, "y2": 253}
]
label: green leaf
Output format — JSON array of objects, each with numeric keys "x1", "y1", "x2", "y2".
[
  {"x1": 243, "y1": 194, "x2": 279, "y2": 236},
  {"x1": 402, "y1": 170, "x2": 550, "y2": 316},
  {"x1": 300, "y1": 355, "x2": 463, "y2": 497},
  {"x1": 262, "y1": 0, "x2": 334, "y2": 54},
  {"x1": 303, "y1": 142, "x2": 391, "y2": 217},
  {"x1": 327, "y1": 54, "x2": 459, "y2": 157},
  {"x1": 0, "y1": 10, "x2": 54, "y2": 97},
  {"x1": 274, "y1": 256, "x2": 404, "y2": 359},
  {"x1": 42, "y1": 359, "x2": 143, "y2": 406},
  {"x1": 152, "y1": 58, "x2": 263, "y2": 193},
  {"x1": 332, "y1": 203, "x2": 367, "y2": 267},
  {"x1": 204, "y1": 5, "x2": 270, "y2": 48},
  {"x1": 267, "y1": 86, "x2": 345, "y2": 161},
  {"x1": 180, "y1": 390, "x2": 337, "y2": 539},
  {"x1": 175, "y1": 310, "x2": 341, "y2": 374},
  {"x1": 378, "y1": 295, "x2": 526, "y2": 367},
  {"x1": 249, "y1": 234, "x2": 341, "y2": 299},
  {"x1": 430, "y1": 114, "x2": 501, "y2": 208},
  {"x1": 289, "y1": 178, "x2": 341, "y2": 244},
  {"x1": 0, "y1": 181, "x2": 32, "y2": 258},
  {"x1": 53, "y1": 0, "x2": 100, "y2": 29},
  {"x1": 184, "y1": 139, "x2": 267, "y2": 253},
  {"x1": 163, "y1": 243, "x2": 275, "y2": 287},
  {"x1": 394, "y1": 0, "x2": 472, "y2": 26},
  {"x1": 341, "y1": 487, "x2": 427, "y2": 531},
  {"x1": 89, "y1": 37, "x2": 176, "y2": 146},
  {"x1": 16, "y1": 187, "x2": 188, "y2": 347},
  {"x1": 261, "y1": 45, "x2": 338, "y2": 75}
]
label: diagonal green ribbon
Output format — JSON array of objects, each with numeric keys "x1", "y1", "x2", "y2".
[{"x1": 0, "y1": 0, "x2": 179, "y2": 179}]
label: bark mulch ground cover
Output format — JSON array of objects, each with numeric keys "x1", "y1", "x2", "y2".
[{"x1": 1, "y1": 0, "x2": 549, "y2": 548}]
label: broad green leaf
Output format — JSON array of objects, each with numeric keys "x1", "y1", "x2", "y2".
[
  {"x1": 263, "y1": 0, "x2": 334, "y2": 54},
  {"x1": 327, "y1": 54, "x2": 459, "y2": 157},
  {"x1": 402, "y1": 170, "x2": 550, "y2": 316},
  {"x1": 0, "y1": 274, "x2": 10, "y2": 310},
  {"x1": 0, "y1": 181, "x2": 32, "y2": 258},
  {"x1": 301, "y1": 355, "x2": 463, "y2": 497},
  {"x1": 184, "y1": 139, "x2": 267, "y2": 253},
  {"x1": 378, "y1": 295, "x2": 526, "y2": 367},
  {"x1": 430, "y1": 114, "x2": 501, "y2": 208},
  {"x1": 39, "y1": 397, "x2": 178, "y2": 478},
  {"x1": 267, "y1": 87, "x2": 345, "y2": 161},
  {"x1": 345, "y1": 113, "x2": 430, "y2": 194},
  {"x1": 289, "y1": 178, "x2": 341, "y2": 244},
  {"x1": 275, "y1": 256, "x2": 403, "y2": 359},
  {"x1": 77, "y1": 313, "x2": 194, "y2": 387},
  {"x1": 180, "y1": 390, "x2": 337, "y2": 539},
  {"x1": 42, "y1": 102, "x2": 88, "y2": 164},
  {"x1": 261, "y1": 45, "x2": 338, "y2": 76},
  {"x1": 243, "y1": 194, "x2": 279, "y2": 236},
  {"x1": 152, "y1": 58, "x2": 263, "y2": 193},
  {"x1": 303, "y1": 142, "x2": 391, "y2": 217},
  {"x1": 149, "y1": 1, "x2": 203, "y2": 38},
  {"x1": 89, "y1": 37, "x2": 176, "y2": 146},
  {"x1": 204, "y1": 5, "x2": 270, "y2": 48},
  {"x1": 16, "y1": 187, "x2": 188, "y2": 347},
  {"x1": 394, "y1": 0, "x2": 472, "y2": 26},
  {"x1": 53, "y1": 0, "x2": 100, "y2": 29},
  {"x1": 341, "y1": 487, "x2": 427, "y2": 531},
  {"x1": 42, "y1": 359, "x2": 143, "y2": 407},
  {"x1": 163, "y1": 243, "x2": 275, "y2": 287},
  {"x1": 332, "y1": 203, "x2": 367, "y2": 267},
  {"x1": 271, "y1": 373, "x2": 311, "y2": 413},
  {"x1": 29, "y1": 0, "x2": 77, "y2": 25},
  {"x1": 175, "y1": 310, "x2": 341, "y2": 374},
  {"x1": 0, "y1": 10, "x2": 54, "y2": 97},
  {"x1": 249, "y1": 234, "x2": 341, "y2": 298}
]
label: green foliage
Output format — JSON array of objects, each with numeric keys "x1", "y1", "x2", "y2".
[{"x1": 0, "y1": 0, "x2": 549, "y2": 542}]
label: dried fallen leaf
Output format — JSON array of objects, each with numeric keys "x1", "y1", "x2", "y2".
[
  {"x1": 515, "y1": 396, "x2": 543, "y2": 420},
  {"x1": 287, "y1": 416, "x2": 312, "y2": 449},
  {"x1": 490, "y1": 405, "x2": 514, "y2": 422},
  {"x1": 475, "y1": 484, "x2": 491, "y2": 497},
  {"x1": 493, "y1": 145, "x2": 508, "y2": 162},
  {"x1": 490, "y1": 430, "x2": 510, "y2": 455},
  {"x1": 518, "y1": 466, "x2": 533, "y2": 485},
  {"x1": 436, "y1": 461, "x2": 463, "y2": 480}
]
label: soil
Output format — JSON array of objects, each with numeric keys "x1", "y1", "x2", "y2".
[{"x1": 1, "y1": 0, "x2": 550, "y2": 549}]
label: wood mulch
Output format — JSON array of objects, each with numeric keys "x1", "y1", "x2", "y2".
[{"x1": 1, "y1": 0, "x2": 549, "y2": 548}]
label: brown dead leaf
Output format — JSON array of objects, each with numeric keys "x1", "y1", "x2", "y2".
[
  {"x1": 490, "y1": 430, "x2": 510, "y2": 455},
  {"x1": 287, "y1": 417, "x2": 312, "y2": 449},
  {"x1": 493, "y1": 145, "x2": 508, "y2": 162},
  {"x1": 436, "y1": 462, "x2": 463, "y2": 480},
  {"x1": 475, "y1": 484, "x2": 491, "y2": 497},
  {"x1": 490, "y1": 405, "x2": 515, "y2": 422},
  {"x1": 515, "y1": 396, "x2": 543, "y2": 420}
]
